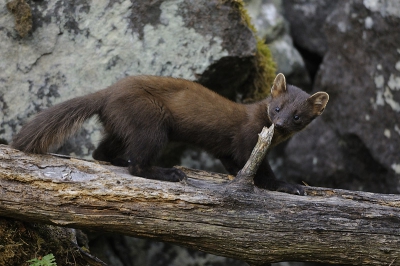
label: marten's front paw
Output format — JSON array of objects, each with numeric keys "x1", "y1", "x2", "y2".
[{"x1": 275, "y1": 182, "x2": 305, "y2": 196}]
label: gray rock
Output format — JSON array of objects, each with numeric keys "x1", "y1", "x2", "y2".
[
  {"x1": 268, "y1": 34, "x2": 311, "y2": 90},
  {"x1": 245, "y1": 0, "x2": 311, "y2": 89},
  {"x1": 0, "y1": 0, "x2": 256, "y2": 158},
  {"x1": 282, "y1": 0, "x2": 340, "y2": 57},
  {"x1": 245, "y1": 0, "x2": 286, "y2": 43},
  {"x1": 284, "y1": 0, "x2": 400, "y2": 193}
]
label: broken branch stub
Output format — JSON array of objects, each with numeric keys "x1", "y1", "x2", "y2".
[{"x1": 228, "y1": 124, "x2": 274, "y2": 191}]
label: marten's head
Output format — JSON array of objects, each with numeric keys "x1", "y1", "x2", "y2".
[{"x1": 267, "y1": 73, "x2": 329, "y2": 144}]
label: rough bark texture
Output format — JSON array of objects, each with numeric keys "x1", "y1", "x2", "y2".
[
  {"x1": 0, "y1": 144, "x2": 399, "y2": 266},
  {"x1": 230, "y1": 125, "x2": 274, "y2": 192}
]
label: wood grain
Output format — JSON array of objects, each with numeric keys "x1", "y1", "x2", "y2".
[{"x1": 0, "y1": 144, "x2": 399, "y2": 265}]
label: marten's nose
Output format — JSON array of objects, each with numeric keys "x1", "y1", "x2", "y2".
[{"x1": 274, "y1": 120, "x2": 284, "y2": 129}]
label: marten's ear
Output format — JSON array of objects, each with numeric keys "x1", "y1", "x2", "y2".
[
  {"x1": 271, "y1": 73, "x2": 287, "y2": 98},
  {"x1": 307, "y1": 92, "x2": 329, "y2": 115}
]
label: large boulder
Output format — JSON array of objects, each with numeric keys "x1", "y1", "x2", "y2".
[
  {"x1": 0, "y1": 0, "x2": 258, "y2": 157},
  {"x1": 284, "y1": 0, "x2": 400, "y2": 193},
  {"x1": 282, "y1": 0, "x2": 340, "y2": 57}
]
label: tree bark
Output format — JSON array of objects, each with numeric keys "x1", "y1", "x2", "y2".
[
  {"x1": 0, "y1": 144, "x2": 399, "y2": 265},
  {"x1": 229, "y1": 124, "x2": 274, "y2": 192}
]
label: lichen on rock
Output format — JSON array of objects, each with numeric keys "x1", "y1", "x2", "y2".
[{"x1": 6, "y1": 0, "x2": 32, "y2": 37}]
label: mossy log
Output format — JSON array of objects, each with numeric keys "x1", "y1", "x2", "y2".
[{"x1": 0, "y1": 142, "x2": 399, "y2": 265}]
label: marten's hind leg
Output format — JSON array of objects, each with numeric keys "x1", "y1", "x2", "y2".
[
  {"x1": 101, "y1": 94, "x2": 186, "y2": 182},
  {"x1": 93, "y1": 134, "x2": 129, "y2": 167},
  {"x1": 125, "y1": 126, "x2": 186, "y2": 182}
]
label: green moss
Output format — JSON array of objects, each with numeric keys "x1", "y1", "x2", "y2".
[
  {"x1": 0, "y1": 218, "x2": 96, "y2": 266},
  {"x1": 254, "y1": 38, "x2": 276, "y2": 99},
  {"x1": 229, "y1": 0, "x2": 277, "y2": 100}
]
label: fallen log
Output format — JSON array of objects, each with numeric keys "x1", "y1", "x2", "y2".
[{"x1": 0, "y1": 141, "x2": 399, "y2": 265}]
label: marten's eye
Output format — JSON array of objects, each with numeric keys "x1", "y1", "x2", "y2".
[
  {"x1": 293, "y1": 115, "x2": 300, "y2": 121},
  {"x1": 275, "y1": 107, "x2": 280, "y2": 112}
]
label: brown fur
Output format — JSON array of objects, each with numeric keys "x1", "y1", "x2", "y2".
[{"x1": 12, "y1": 74, "x2": 329, "y2": 194}]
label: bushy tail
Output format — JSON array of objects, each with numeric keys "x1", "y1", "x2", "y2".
[{"x1": 12, "y1": 91, "x2": 105, "y2": 153}]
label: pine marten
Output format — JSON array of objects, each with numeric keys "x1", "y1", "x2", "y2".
[{"x1": 12, "y1": 73, "x2": 328, "y2": 195}]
